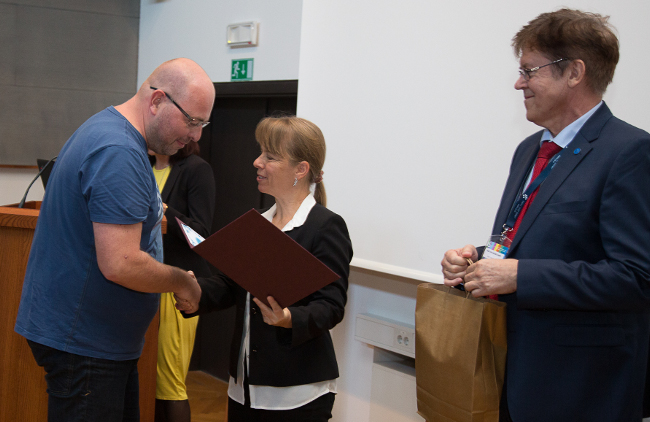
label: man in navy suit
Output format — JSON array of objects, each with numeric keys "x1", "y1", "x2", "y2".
[{"x1": 441, "y1": 9, "x2": 650, "y2": 422}]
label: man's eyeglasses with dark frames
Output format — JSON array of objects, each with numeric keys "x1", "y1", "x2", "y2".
[
  {"x1": 518, "y1": 58, "x2": 569, "y2": 81},
  {"x1": 150, "y1": 86, "x2": 210, "y2": 129}
]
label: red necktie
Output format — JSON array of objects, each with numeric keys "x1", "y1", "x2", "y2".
[
  {"x1": 509, "y1": 141, "x2": 562, "y2": 242},
  {"x1": 488, "y1": 141, "x2": 561, "y2": 301}
]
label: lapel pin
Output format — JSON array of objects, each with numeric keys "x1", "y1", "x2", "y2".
[{"x1": 573, "y1": 148, "x2": 581, "y2": 155}]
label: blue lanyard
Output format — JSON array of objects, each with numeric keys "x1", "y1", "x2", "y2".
[{"x1": 501, "y1": 151, "x2": 563, "y2": 238}]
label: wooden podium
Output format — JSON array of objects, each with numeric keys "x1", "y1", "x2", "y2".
[{"x1": 0, "y1": 201, "x2": 160, "y2": 422}]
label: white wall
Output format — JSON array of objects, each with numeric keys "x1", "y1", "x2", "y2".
[
  {"x1": 137, "y1": 0, "x2": 303, "y2": 85},
  {"x1": 0, "y1": 168, "x2": 44, "y2": 206},
  {"x1": 332, "y1": 269, "x2": 421, "y2": 421}
]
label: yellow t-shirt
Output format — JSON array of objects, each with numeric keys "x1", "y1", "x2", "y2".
[
  {"x1": 156, "y1": 293, "x2": 199, "y2": 400},
  {"x1": 152, "y1": 165, "x2": 171, "y2": 192}
]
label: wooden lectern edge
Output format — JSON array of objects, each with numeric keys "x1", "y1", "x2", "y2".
[
  {"x1": 0, "y1": 202, "x2": 41, "y2": 230},
  {"x1": 0, "y1": 201, "x2": 167, "y2": 233}
]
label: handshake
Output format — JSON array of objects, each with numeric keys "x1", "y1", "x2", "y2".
[{"x1": 173, "y1": 270, "x2": 202, "y2": 313}]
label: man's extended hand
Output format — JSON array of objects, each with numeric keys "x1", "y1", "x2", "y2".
[{"x1": 174, "y1": 270, "x2": 201, "y2": 313}]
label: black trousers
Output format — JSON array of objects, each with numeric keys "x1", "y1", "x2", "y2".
[{"x1": 227, "y1": 393, "x2": 335, "y2": 422}]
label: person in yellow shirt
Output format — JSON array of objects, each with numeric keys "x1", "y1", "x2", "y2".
[{"x1": 150, "y1": 142, "x2": 216, "y2": 422}]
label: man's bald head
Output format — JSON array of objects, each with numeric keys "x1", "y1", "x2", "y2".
[{"x1": 143, "y1": 58, "x2": 215, "y2": 108}]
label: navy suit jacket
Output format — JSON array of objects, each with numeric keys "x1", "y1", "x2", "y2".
[{"x1": 491, "y1": 103, "x2": 650, "y2": 421}]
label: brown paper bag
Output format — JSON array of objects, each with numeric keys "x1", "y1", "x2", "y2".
[{"x1": 415, "y1": 283, "x2": 507, "y2": 422}]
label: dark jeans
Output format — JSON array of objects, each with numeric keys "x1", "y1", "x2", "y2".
[
  {"x1": 228, "y1": 392, "x2": 335, "y2": 422},
  {"x1": 27, "y1": 340, "x2": 140, "y2": 422}
]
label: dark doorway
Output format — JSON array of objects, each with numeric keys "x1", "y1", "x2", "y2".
[{"x1": 190, "y1": 80, "x2": 298, "y2": 381}]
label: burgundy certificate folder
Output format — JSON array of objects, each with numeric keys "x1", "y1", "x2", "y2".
[{"x1": 176, "y1": 210, "x2": 340, "y2": 308}]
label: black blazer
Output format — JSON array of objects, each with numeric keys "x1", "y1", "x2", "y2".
[
  {"x1": 188, "y1": 203, "x2": 353, "y2": 387},
  {"x1": 160, "y1": 154, "x2": 216, "y2": 277},
  {"x1": 491, "y1": 103, "x2": 650, "y2": 422}
]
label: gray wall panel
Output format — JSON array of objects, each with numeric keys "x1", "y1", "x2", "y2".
[
  {"x1": 6, "y1": 0, "x2": 139, "y2": 17},
  {"x1": 0, "y1": 4, "x2": 17, "y2": 85},
  {"x1": 0, "y1": 1, "x2": 139, "y2": 165},
  {"x1": 0, "y1": 85, "x2": 133, "y2": 163},
  {"x1": 16, "y1": 8, "x2": 138, "y2": 92}
]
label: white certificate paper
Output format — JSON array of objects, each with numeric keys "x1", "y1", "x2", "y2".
[{"x1": 178, "y1": 220, "x2": 205, "y2": 247}]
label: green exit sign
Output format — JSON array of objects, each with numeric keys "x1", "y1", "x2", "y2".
[{"x1": 231, "y1": 58, "x2": 253, "y2": 81}]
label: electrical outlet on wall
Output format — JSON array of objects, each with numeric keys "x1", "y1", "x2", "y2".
[
  {"x1": 395, "y1": 329, "x2": 415, "y2": 353},
  {"x1": 355, "y1": 313, "x2": 415, "y2": 358}
]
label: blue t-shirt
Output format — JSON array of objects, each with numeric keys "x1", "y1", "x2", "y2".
[{"x1": 15, "y1": 107, "x2": 164, "y2": 360}]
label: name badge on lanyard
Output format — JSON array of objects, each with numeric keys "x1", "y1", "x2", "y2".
[
  {"x1": 483, "y1": 150, "x2": 563, "y2": 260},
  {"x1": 483, "y1": 236, "x2": 511, "y2": 260}
]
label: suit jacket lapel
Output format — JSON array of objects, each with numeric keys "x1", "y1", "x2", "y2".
[
  {"x1": 506, "y1": 103, "x2": 613, "y2": 254},
  {"x1": 507, "y1": 137, "x2": 592, "y2": 253},
  {"x1": 492, "y1": 138, "x2": 539, "y2": 237},
  {"x1": 161, "y1": 158, "x2": 184, "y2": 202}
]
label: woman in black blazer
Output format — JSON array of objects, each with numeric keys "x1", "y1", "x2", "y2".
[
  {"x1": 182, "y1": 116, "x2": 353, "y2": 422},
  {"x1": 150, "y1": 143, "x2": 216, "y2": 422}
]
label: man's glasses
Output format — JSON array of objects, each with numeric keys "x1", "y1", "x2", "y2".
[
  {"x1": 518, "y1": 58, "x2": 569, "y2": 81},
  {"x1": 150, "y1": 86, "x2": 210, "y2": 129}
]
